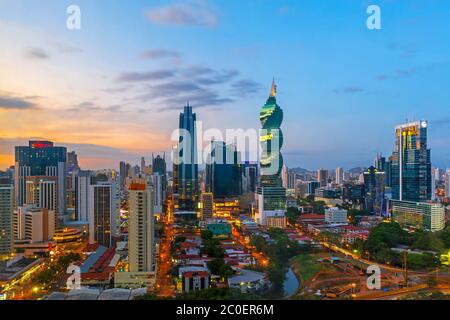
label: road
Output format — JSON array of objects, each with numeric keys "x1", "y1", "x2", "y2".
[{"x1": 155, "y1": 216, "x2": 176, "y2": 298}]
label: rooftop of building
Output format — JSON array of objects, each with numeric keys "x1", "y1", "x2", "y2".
[{"x1": 227, "y1": 269, "x2": 265, "y2": 285}]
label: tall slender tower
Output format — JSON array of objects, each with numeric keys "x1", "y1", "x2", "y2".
[
  {"x1": 256, "y1": 80, "x2": 287, "y2": 228},
  {"x1": 175, "y1": 104, "x2": 199, "y2": 211},
  {"x1": 259, "y1": 79, "x2": 284, "y2": 187},
  {"x1": 0, "y1": 185, "x2": 13, "y2": 257},
  {"x1": 128, "y1": 180, "x2": 154, "y2": 273}
]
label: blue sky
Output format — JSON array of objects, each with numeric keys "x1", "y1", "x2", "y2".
[{"x1": 1, "y1": 0, "x2": 450, "y2": 170}]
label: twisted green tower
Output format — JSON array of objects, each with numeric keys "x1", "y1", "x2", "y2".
[{"x1": 259, "y1": 79, "x2": 284, "y2": 187}]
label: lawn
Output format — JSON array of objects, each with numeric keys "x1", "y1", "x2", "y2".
[{"x1": 290, "y1": 254, "x2": 325, "y2": 283}]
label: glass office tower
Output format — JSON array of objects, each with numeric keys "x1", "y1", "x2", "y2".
[
  {"x1": 256, "y1": 80, "x2": 287, "y2": 226},
  {"x1": 390, "y1": 121, "x2": 431, "y2": 202},
  {"x1": 15, "y1": 141, "x2": 67, "y2": 220},
  {"x1": 205, "y1": 141, "x2": 242, "y2": 198},
  {"x1": 174, "y1": 104, "x2": 199, "y2": 211}
]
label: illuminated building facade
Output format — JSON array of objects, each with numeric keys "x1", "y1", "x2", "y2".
[
  {"x1": 391, "y1": 200, "x2": 445, "y2": 232},
  {"x1": 205, "y1": 141, "x2": 242, "y2": 199},
  {"x1": 200, "y1": 193, "x2": 213, "y2": 220},
  {"x1": 173, "y1": 104, "x2": 199, "y2": 212},
  {"x1": 128, "y1": 181, "x2": 154, "y2": 273},
  {"x1": 256, "y1": 80, "x2": 286, "y2": 226},
  {"x1": 88, "y1": 183, "x2": 115, "y2": 247},
  {"x1": 390, "y1": 121, "x2": 432, "y2": 202},
  {"x1": 14, "y1": 141, "x2": 67, "y2": 224},
  {"x1": 0, "y1": 186, "x2": 13, "y2": 256}
]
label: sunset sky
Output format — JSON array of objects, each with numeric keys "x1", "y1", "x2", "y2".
[{"x1": 1, "y1": 0, "x2": 450, "y2": 170}]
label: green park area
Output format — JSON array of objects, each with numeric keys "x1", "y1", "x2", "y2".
[{"x1": 290, "y1": 254, "x2": 324, "y2": 283}]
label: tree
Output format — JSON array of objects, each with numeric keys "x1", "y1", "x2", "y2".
[
  {"x1": 201, "y1": 229, "x2": 213, "y2": 241},
  {"x1": 207, "y1": 258, "x2": 233, "y2": 279},
  {"x1": 250, "y1": 235, "x2": 267, "y2": 253},
  {"x1": 412, "y1": 231, "x2": 444, "y2": 252},
  {"x1": 286, "y1": 207, "x2": 301, "y2": 225},
  {"x1": 202, "y1": 239, "x2": 224, "y2": 258}
]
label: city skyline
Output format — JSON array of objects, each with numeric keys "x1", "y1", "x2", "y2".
[{"x1": 2, "y1": 0, "x2": 450, "y2": 170}]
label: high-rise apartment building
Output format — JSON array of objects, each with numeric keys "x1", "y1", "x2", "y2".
[
  {"x1": 128, "y1": 181, "x2": 154, "y2": 273},
  {"x1": 201, "y1": 193, "x2": 214, "y2": 220},
  {"x1": 445, "y1": 169, "x2": 450, "y2": 198},
  {"x1": 88, "y1": 182, "x2": 115, "y2": 247},
  {"x1": 13, "y1": 205, "x2": 55, "y2": 243},
  {"x1": 335, "y1": 167, "x2": 344, "y2": 185},
  {"x1": 363, "y1": 166, "x2": 385, "y2": 215},
  {"x1": 67, "y1": 151, "x2": 80, "y2": 175},
  {"x1": 317, "y1": 169, "x2": 328, "y2": 188},
  {"x1": 152, "y1": 153, "x2": 167, "y2": 204},
  {"x1": 0, "y1": 185, "x2": 13, "y2": 257},
  {"x1": 24, "y1": 177, "x2": 57, "y2": 212},
  {"x1": 281, "y1": 165, "x2": 289, "y2": 189},
  {"x1": 391, "y1": 200, "x2": 445, "y2": 232}
]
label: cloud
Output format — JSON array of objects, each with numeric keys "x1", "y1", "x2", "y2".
[
  {"x1": 231, "y1": 80, "x2": 262, "y2": 97},
  {"x1": 0, "y1": 93, "x2": 38, "y2": 110},
  {"x1": 117, "y1": 70, "x2": 175, "y2": 82},
  {"x1": 24, "y1": 47, "x2": 50, "y2": 60},
  {"x1": 145, "y1": 2, "x2": 218, "y2": 27},
  {"x1": 102, "y1": 85, "x2": 134, "y2": 94},
  {"x1": 181, "y1": 66, "x2": 239, "y2": 85},
  {"x1": 141, "y1": 49, "x2": 181, "y2": 62},
  {"x1": 67, "y1": 101, "x2": 122, "y2": 112},
  {"x1": 48, "y1": 41, "x2": 83, "y2": 54},
  {"x1": 333, "y1": 86, "x2": 364, "y2": 94},
  {"x1": 377, "y1": 68, "x2": 417, "y2": 81},
  {"x1": 196, "y1": 69, "x2": 239, "y2": 86}
]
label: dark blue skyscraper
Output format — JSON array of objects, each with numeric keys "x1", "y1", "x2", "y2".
[
  {"x1": 174, "y1": 104, "x2": 199, "y2": 211},
  {"x1": 205, "y1": 141, "x2": 242, "y2": 198}
]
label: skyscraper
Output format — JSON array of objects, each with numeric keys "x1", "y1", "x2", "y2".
[
  {"x1": 287, "y1": 170, "x2": 298, "y2": 190},
  {"x1": 363, "y1": 166, "x2": 385, "y2": 215},
  {"x1": 174, "y1": 104, "x2": 199, "y2": 211},
  {"x1": 281, "y1": 165, "x2": 289, "y2": 189},
  {"x1": 140, "y1": 157, "x2": 146, "y2": 174},
  {"x1": 128, "y1": 180, "x2": 154, "y2": 273},
  {"x1": 88, "y1": 182, "x2": 115, "y2": 247},
  {"x1": 0, "y1": 185, "x2": 13, "y2": 257},
  {"x1": 201, "y1": 193, "x2": 214, "y2": 220},
  {"x1": 335, "y1": 167, "x2": 344, "y2": 185},
  {"x1": 152, "y1": 153, "x2": 167, "y2": 203},
  {"x1": 256, "y1": 80, "x2": 287, "y2": 227},
  {"x1": 390, "y1": 121, "x2": 431, "y2": 202},
  {"x1": 445, "y1": 169, "x2": 450, "y2": 198},
  {"x1": 119, "y1": 161, "x2": 127, "y2": 190},
  {"x1": 375, "y1": 154, "x2": 391, "y2": 187},
  {"x1": 25, "y1": 177, "x2": 57, "y2": 212},
  {"x1": 67, "y1": 151, "x2": 80, "y2": 175},
  {"x1": 242, "y1": 162, "x2": 258, "y2": 193},
  {"x1": 317, "y1": 169, "x2": 328, "y2": 187},
  {"x1": 15, "y1": 141, "x2": 67, "y2": 225},
  {"x1": 205, "y1": 141, "x2": 242, "y2": 199}
]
